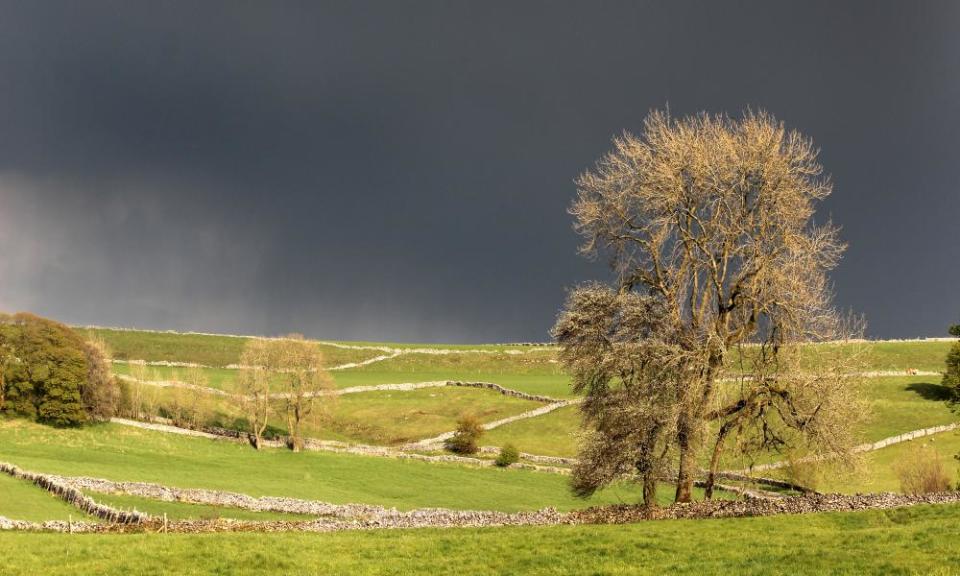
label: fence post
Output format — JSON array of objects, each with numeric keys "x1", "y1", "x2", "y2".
[{"x1": 163, "y1": 513, "x2": 168, "y2": 533}]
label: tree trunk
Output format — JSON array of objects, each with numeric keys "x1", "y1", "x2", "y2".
[
  {"x1": 675, "y1": 420, "x2": 696, "y2": 503},
  {"x1": 642, "y1": 471, "x2": 658, "y2": 507},
  {"x1": 675, "y1": 450, "x2": 695, "y2": 503},
  {"x1": 704, "y1": 422, "x2": 733, "y2": 500},
  {"x1": 287, "y1": 409, "x2": 303, "y2": 452}
]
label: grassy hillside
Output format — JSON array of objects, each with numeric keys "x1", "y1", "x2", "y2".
[
  {"x1": 484, "y1": 404, "x2": 581, "y2": 457},
  {"x1": 2, "y1": 504, "x2": 959, "y2": 575},
  {"x1": 83, "y1": 328, "x2": 382, "y2": 367},
  {"x1": 0, "y1": 419, "x2": 658, "y2": 512},
  {"x1": 483, "y1": 375, "x2": 960, "y2": 459}
]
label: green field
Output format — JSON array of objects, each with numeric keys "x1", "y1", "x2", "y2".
[
  {"x1": 4, "y1": 328, "x2": 960, "y2": 576},
  {"x1": 0, "y1": 474, "x2": 94, "y2": 522},
  {"x1": 316, "y1": 387, "x2": 540, "y2": 445},
  {"x1": 84, "y1": 492, "x2": 320, "y2": 521},
  {"x1": 484, "y1": 404, "x2": 581, "y2": 457},
  {"x1": 483, "y1": 376, "x2": 959, "y2": 460},
  {"x1": 83, "y1": 328, "x2": 383, "y2": 368},
  {"x1": 115, "y1": 381, "x2": 544, "y2": 446},
  {"x1": 2, "y1": 504, "x2": 960, "y2": 575},
  {"x1": 115, "y1": 362, "x2": 575, "y2": 399},
  {"x1": 814, "y1": 431, "x2": 960, "y2": 494},
  {"x1": 0, "y1": 419, "x2": 658, "y2": 512}
]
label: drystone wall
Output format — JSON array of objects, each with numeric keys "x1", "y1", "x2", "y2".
[{"x1": 0, "y1": 463, "x2": 149, "y2": 524}]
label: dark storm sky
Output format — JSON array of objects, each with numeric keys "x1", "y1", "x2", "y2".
[{"x1": 0, "y1": 1, "x2": 957, "y2": 343}]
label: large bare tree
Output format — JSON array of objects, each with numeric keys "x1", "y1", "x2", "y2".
[{"x1": 555, "y1": 110, "x2": 865, "y2": 504}]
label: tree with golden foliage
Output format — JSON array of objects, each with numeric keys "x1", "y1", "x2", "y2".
[{"x1": 555, "y1": 109, "x2": 866, "y2": 505}]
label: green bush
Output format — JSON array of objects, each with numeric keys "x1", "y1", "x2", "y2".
[
  {"x1": 1, "y1": 312, "x2": 118, "y2": 426},
  {"x1": 444, "y1": 414, "x2": 484, "y2": 454},
  {"x1": 1, "y1": 313, "x2": 88, "y2": 426},
  {"x1": 495, "y1": 443, "x2": 520, "y2": 467}
]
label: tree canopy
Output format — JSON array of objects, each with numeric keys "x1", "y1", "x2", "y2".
[
  {"x1": 0, "y1": 312, "x2": 117, "y2": 426},
  {"x1": 555, "y1": 110, "x2": 864, "y2": 504}
]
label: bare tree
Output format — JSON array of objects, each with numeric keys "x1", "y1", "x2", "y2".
[
  {"x1": 235, "y1": 336, "x2": 334, "y2": 451},
  {"x1": 81, "y1": 336, "x2": 119, "y2": 421},
  {"x1": 556, "y1": 109, "x2": 866, "y2": 503},
  {"x1": 182, "y1": 365, "x2": 211, "y2": 430},
  {"x1": 236, "y1": 339, "x2": 275, "y2": 450},
  {"x1": 275, "y1": 335, "x2": 334, "y2": 453},
  {"x1": 126, "y1": 360, "x2": 148, "y2": 419}
]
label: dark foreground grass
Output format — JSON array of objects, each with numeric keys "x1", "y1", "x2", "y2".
[{"x1": 2, "y1": 504, "x2": 960, "y2": 575}]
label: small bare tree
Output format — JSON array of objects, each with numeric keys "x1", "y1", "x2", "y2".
[
  {"x1": 557, "y1": 109, "x2": 866, "y2": 503},
  {"x1": 80, "y1": 336, "x2": 119, "y2": 421},
  {"x1": 182, "y1": 365, "x2": 211, "y2": 430},
  {"x1": 276, "y1": 335, "x2": 334, "y2": 452},
  {"x1": 236, "y1": 339, "x2": 275, "y2": 450},
  {"x1": 126, "y1": 360, "x2": 148, "y2": 419}
]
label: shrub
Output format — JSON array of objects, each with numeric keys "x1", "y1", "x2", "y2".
[
  {"x1": 894, "y1": 443, "x2": 953, "y2": 494},
  {"x1": 444, "y1": 414, "x2": 484, "y2": 454},
  {"x1": 495, "y1": 443, "x2": 520, "y2": 467}
]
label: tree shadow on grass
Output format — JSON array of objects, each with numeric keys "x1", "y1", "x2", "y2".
[{"x1": 905, "y1": 382, "x2": 954, "y2": 402}]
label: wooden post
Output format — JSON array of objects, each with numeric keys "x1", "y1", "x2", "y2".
[
  {"x1": 163, "y1": 513, "x2": 168, "y2": 533},
  {"x1": 68, "y1": 514, "x2": 73, "y2": 534}
]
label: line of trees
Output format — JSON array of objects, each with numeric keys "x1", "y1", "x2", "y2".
[{"x1": 555, "y1": 110, "x2": 865, "y2": 506}]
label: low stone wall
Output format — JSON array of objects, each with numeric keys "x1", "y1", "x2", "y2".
[
  {"x1": 7, "y1": 474, "x2": 960, "y2": 533},
  {"x1": 0, "y1": 463, "x2": 149, "y2": 524},
  {"x1": 52, "y1": 473, "x2": 566, "y2": 529},
  {"x1": 444, "y1": 381, "x2": 559, "y2": 403},
  {"x1": 571, "y1": 491, "x2": 960, "y2": 524}
]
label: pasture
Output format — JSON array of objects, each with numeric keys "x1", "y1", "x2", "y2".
[{"x1": 2, "y1": 328, "x2": 959, "y2": 576}]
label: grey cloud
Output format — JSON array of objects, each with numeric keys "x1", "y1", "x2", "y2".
[{"x1": 0, "y1": 1, "x2": 957, "y2": 341}]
